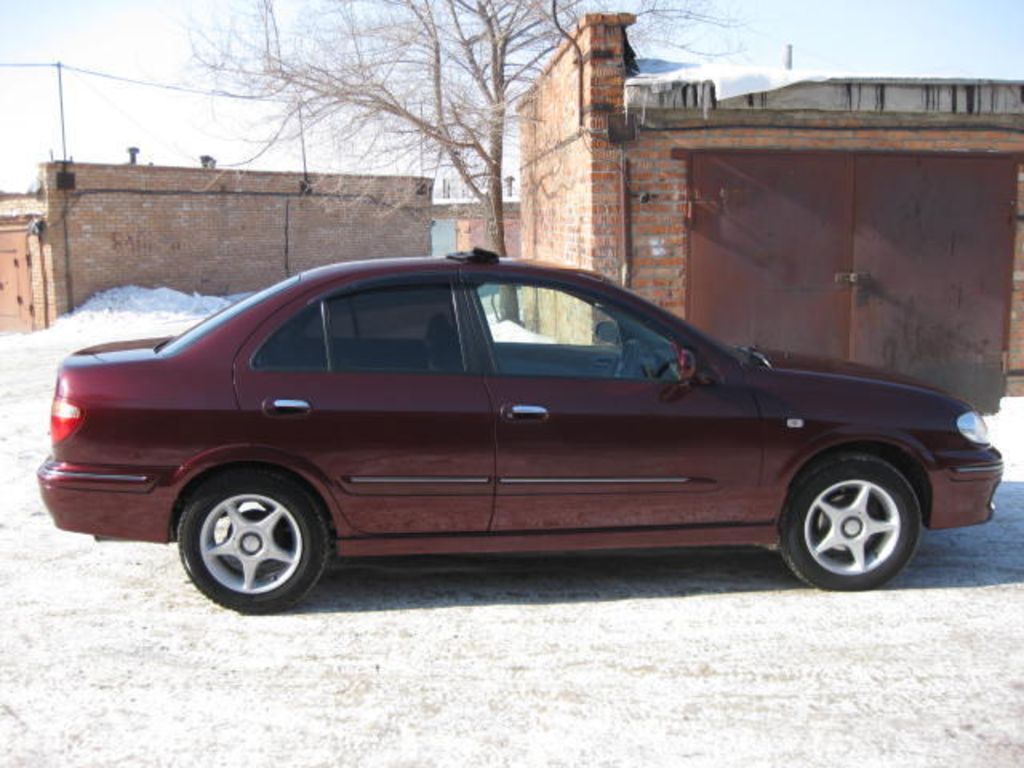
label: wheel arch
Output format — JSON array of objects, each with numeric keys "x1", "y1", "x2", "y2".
[
  {"x1": 170, "y1": 460, "x2": 340, "y2": 543},
  {"x1": 784, "y1": 441, "x2": 933, "y2": 527}
]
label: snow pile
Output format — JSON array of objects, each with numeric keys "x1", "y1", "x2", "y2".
[
  {"x1": 490, "y1": 319, "x2": 556, "y2": 344},
  {"x1": 628, "y1": 58, "x2": 835, "y2": 101},
  {"x1": 50, "y1": 285, "x2": 239, "y2": 337},
  {"x1": 0, "y1": 286, "x2": 241, "y2": 354},
  {"x1": 69, "y1": 285, "x2": 236, "y2": 318}
]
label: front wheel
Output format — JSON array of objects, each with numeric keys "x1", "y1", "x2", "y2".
[
  {"x1": 177, "y1": 470, "x2": 330, "y2": 613},
  {"x1": 780, "y1": 454, "x2": 921, "y2": 591}
]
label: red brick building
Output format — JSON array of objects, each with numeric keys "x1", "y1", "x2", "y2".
[
  {"x1": 519, "y1": 13, "x2": 1024, "y2": 410},
  {"x1": 0, "y1": 162, "x2": 431, "y2": 331}
]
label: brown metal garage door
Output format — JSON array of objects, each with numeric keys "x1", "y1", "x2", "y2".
[
  {"x1": 850, "y1": 155, "x2": 1014, "y2": 411},
  {"x1": 687, "y1": 153, "x2": 853, "y2": 360},
  {"x1": 0, "y1": 226, "x2": 34, "y2": 332},
  {"x1": 688, "y1": 151, "x2": 1015, "y2": 411}
]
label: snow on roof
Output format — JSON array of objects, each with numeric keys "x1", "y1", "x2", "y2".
[
  {"x1": 628, "y1": 58, "x2": 1024, "y2": 99},
  {"x1": 626, "y1": 58, "x2": 1024, "y2": 116},
  {"x1": 627, "y1": 59, "x2": 834, "y2": 102}
]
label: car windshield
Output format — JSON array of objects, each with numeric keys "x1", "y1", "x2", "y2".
[{"x1": 158, "y1": 275, "x2": 301, "y2": 355}]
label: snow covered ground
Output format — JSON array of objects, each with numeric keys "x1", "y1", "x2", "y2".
[{"x1": 0, "y1": 288, "x2": 1021, "y2": 767}]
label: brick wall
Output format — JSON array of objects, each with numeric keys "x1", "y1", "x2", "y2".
[
  {"x1": 519, "y1": 13, "x2": 635, "y2": 277},
  {"x1": 40, "y1": 162, "x2": 432, "y2": 316},
  {"x1": 520, "y1": 13, "x2": 1024, "y2": 396},
  {"x1": 430, "y1": 202, "x2": 522, "y2": 258},
  {"x1": 1011, "y1": 164, "x2": 1024, "y2": 395},
  {"x1": 455, "y1": 217, "x2": 522, "y2": 258}
]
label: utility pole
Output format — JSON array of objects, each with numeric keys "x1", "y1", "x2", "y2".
[{"x1": 57, "y1": 61, "x2": 68, "y2": 161}]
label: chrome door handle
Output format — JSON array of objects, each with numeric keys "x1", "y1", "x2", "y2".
[
  {"x1": 501, "y1": 404, "x2": 549, "y2": 421},
  {"x1": 263, "y1": 398, "x2": 312, "y2": 416}
]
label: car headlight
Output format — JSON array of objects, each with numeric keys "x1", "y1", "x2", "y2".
[{"x1": 956, "y1": 411, "x2": 989, "y2": 446}]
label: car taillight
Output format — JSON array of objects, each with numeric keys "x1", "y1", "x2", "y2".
[{"x1": 51, "y1": 398, "x2": 84, "y2": 443}]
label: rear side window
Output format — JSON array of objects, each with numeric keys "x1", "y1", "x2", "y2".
[
  {"x1": 160, "y1": 275, "x2": 301, "y2": 356},
  {"x1": 326, "y1": 285, "x2": 464, "y2": 374},
  {"x1": 252, "y1": 304, "x2": 327, "y2": 371}
]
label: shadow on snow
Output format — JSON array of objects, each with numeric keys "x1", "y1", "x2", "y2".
[{"x1": 298, "y1": 481, "x2": 1024, "y2": 614}]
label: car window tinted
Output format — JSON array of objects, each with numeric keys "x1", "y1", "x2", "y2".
[
  {"x1": 474, "y1": 281, "x2": 679, "y2": 381},
  {"x1": 252, "y1": 303, "x2": 327, "y2": 371},
  {"x1": 326, "y1": 285, "x2": 464, "y2": 374}
]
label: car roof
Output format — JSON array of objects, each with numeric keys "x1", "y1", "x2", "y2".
[{"x1": 297, "y1": 255, "x2": 610, "y2": 288}]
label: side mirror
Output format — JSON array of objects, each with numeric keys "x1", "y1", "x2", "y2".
[{"x1": 677, "y1": 346, "x2": 698, "y2": 382}]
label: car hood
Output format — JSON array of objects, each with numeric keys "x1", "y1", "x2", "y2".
[{"x1": 760, "y1": 349, "x2": 946, "y2": 394}]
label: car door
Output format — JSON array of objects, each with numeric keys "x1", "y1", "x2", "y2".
[
  {"x1": 233, "y1": 277, "x2": 495, "y2": 535},
  {"x1": 464, "y1": 276, "x2": 765, "y2": 531}
]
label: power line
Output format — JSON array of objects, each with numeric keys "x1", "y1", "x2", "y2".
[
  {"x1": 0, "y1": 60, "x2": 322, "y2": 175},
  {"x1": 0, "y1": 61, "x2": 281, "y2": 102},
  {"x1": 64, "y1": 67, "x2": 197, "y2": 164}
]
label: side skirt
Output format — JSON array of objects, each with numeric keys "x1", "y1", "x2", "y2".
[{"x1": 337, "y1": 523, "x2": 779, "y2": 558}]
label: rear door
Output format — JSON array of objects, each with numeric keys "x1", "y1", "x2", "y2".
[
  {"x1": 234, "y1": 278, "x2": 495, "y2": 535},
  {"x1": 466, "y1": 276, "x2": 764, "y2": 531}
]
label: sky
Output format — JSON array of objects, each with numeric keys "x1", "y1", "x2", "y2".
[{"x1": 1, "y1": 0, "x2": 1023, "y2": 194}]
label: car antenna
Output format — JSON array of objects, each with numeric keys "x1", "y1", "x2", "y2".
[{"x1": 446, "y1": 247, "x2": 500, "y2": 264}]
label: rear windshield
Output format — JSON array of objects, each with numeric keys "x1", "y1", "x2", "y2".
[{"x1": 158, "y1": 275, "x2": 301, "y2": 356}]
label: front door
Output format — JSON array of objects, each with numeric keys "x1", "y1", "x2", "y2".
[{"x1": 466, "y1": 278, "x2": 764, "y2": 531}]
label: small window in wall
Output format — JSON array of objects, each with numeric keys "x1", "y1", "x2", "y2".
[
  {"x1": 474, "y1": 281, "x2": 679, "y2": 381},
  {"x1": 325, "y1": 285, "x2": 464, "y2": 374},
  {"x1": 252, "y1": 303, "x2": 328, "y2": 371}
]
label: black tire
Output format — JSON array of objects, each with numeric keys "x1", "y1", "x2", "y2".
[
  {"x1": 780, "y1": 453, "x2": 922, "y2": 591},
  {"x1": 177, "y1": 469, "x2": 330, "y2": 613}
]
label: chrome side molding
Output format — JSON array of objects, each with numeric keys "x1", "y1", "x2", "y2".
[
  {"x1": 499, "y1": 477, "x2": 691, "y2": 485},
  {"x1": 347, "y1": 476, "x2": 491, "y2": 484}
]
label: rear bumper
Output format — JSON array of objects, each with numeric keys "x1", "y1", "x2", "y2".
[
  {"x1": 38, "y1": 460, "x2": 176, "y2": 543},
  {"x1": 927, "y1": 449, "x2": 1003, "y2": 530}
]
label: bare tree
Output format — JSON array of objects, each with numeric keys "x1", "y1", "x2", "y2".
[{"x1": 195, "y1": 1, "x2": 734, "y2": 256}]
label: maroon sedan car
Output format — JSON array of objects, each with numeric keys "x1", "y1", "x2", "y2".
[{"x1": 39, "y1": 249, "x2": 1002, "y2": 612}]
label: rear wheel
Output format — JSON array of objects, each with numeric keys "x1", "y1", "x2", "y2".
[
  {"x1": 177, "y1": 470, "x2": 330, "y2": 613},
  {"x1": 780, "y1": 454, "x2": 921, "y2": 591}
]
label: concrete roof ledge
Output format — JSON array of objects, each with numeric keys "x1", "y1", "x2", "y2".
[{"x1": 626, "y1": 77, "x2": 1024, "y2": 117}]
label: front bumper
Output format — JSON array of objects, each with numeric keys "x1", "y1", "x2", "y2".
[
  {"x1": 927, "y1": 449, "x2": 1003, "y2": 530},
  {"x1": 38, "y1": 460, "x2": 176, "y2": 543}
]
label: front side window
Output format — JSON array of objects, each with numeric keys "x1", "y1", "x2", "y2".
[{"x1": 474, "y1": 281, "x2": 679, "y2": 381}]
